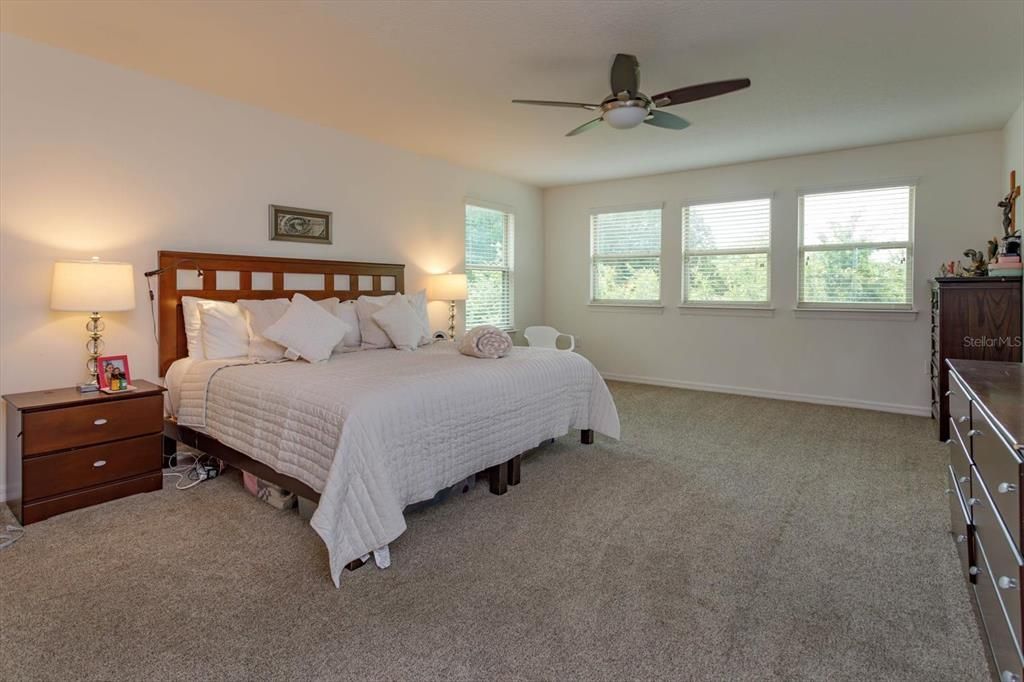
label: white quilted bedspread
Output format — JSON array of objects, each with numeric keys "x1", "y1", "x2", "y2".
[{"x1": 175, "y1": 342, "x2": 620, "y2": 586}]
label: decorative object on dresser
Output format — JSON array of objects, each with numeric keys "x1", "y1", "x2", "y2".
[
  {"x1": 2, "y1": 380, "x2": 165, "y2": 524},
  {"x1": 930, "y1": 276, "x2": 1022, "y2": 441},
  {"x1": 945, "y1": 360, "x2": 1024, "y2": 682},
  {"x1": 268, "y1": 204, "x2": 332, "y2": 244},
  {"x1": 96, "y1": 354, "x2": 132, "y2": 392},
  {"x1": 427, "y1": 272, "x2": 467, "y2": 339},
  {"x1": 50, "y1": 258, "x2": 136, "y2": 392}
]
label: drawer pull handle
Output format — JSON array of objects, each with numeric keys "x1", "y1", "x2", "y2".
[
  {"x1": 1002, "y1": 671, "x2": 1021, "y2": 682},
  {"x1": 967, "y1": 497, "x2": 981, "y2": 507},
  {"x1": 997, "y1": 576, "x2": 1018, "y2": 590},
  {"x1": 955, "y1": 534, "x2": 968, "y2": 544},
  {"x1": 967, "y1": 429, "x2": 982, "y2": 438},
  {"x1": 945, "y1": 390, "x2": 953, "y2": 397},
  {"x1": 958, "y1": 415, "x2": 969, "y2": 424},
  {"x1": 958, "y1": 475, "x2": 969, "y2": 485},
  {"x1": 997, "y1": 482, "x2": 1017, "y2": 494},
  {"x1": 969, "y1": 565, "x2": 982, "y2": 576},
  {"x1": 93, "y1": 460, "x2": 107, "y2": 468},
  {"x1": 93, "y1": 418, "x2": 108, "y2": 426}
]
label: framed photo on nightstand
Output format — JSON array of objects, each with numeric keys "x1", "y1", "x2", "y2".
[{"x1": 96, "y1": 354, "x2": 131, "y2": 391}]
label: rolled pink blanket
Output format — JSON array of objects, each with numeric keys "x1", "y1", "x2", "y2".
[{"x1": 458, "y1": 325, "x2": 513, "y2": 359}]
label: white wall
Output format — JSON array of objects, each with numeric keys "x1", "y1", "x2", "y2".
[
  {"x1": 0, "y1": 35, "x2": 543, "y2": 501},
  {"x1": 544, "y1": 132, "x2": 1003, "y2": 415},
  {"x1": 1005, "y1": 100, "x2": 1024, "y2": 232}
]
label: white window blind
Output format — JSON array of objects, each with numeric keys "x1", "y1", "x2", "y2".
[
  {"x1": 798, "y1": 185, "x2": 915, "y2": 309},
  {"x1": 682, "y1": 197, "x2": 771, "y2": 304},
  {"x1": 465, "y1": 204, "x2": 514, "y2": 329},
  {"x1": 590, "y1": 207, "x2": 662, "y2": 304}
]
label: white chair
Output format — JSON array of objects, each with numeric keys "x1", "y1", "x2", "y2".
[{"x1": 524, "y1": 325, "x2": 575, "y2": 352}]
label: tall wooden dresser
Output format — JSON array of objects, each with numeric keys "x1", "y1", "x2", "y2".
[
  {"x1": 947, "y1": 360, "x2": 1024, "y2": 681},
  {"x1": 931, "y1": 277, "x2": 1021, "y2": 441}
]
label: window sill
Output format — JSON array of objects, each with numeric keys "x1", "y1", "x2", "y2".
[
  {"x1": 587, "y1": 303, "x2": 664, "y2": 314},
  {"x1": 678, "y1": 305, "x2": 775, "y2": 318},
  {"x1": 793, "y1": 307, "x2": 918, "y2": 321}
]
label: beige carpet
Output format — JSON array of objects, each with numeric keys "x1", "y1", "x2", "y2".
[{"x1": 0, "y1": 381, "x2": 991, "y2": 681}]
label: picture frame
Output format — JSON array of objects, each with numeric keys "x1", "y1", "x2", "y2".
[
  {"x1": 96, "y1": 354, "x2": 131, "y2": 390},
  {"x1": 269, "y1": 204, "x2": 332, "y2": 244}
]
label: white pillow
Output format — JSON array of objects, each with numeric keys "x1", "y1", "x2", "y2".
[
  {"x1": 332, "y1": 300, "x2": 362, "y2": 351},
  {"x1": 198, "y1": 302, "x2": 250, "y2": 359},
  {"x1": 237, "y1": 298, "x2": 290, "y2": 362},
  {"x1": 356, "y1": 295, "x2": 396, "y2": 349},
  {"x1": 405, "y1": 289, "x2": 432, "y2": 346},
  {"x1": 182, "y1": 297, "x2": 246, "y2": 360},
  {"x1": 262, "y1": 293, "x2": 350, "y2": 363},
  {"x1": 372, "y1": 294, "x2": 424, "y2": 351}
]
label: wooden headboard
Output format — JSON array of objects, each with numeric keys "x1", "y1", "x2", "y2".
[{"x1": 157, "y1": 250, "x2": 404, "y2": 375}]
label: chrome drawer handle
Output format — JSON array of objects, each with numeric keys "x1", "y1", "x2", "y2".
[
  {"x1": 945, "y1": 390, "x2": 953, "y2": 397},
  {"x1": 958, "y1": 415, "x2": 969, "y2": 424},
  {"x1": 955, "y1": 534, "x2": 968, "y2": 544},
  {"x1": 958, "y1": 475, "x2": 969, "y2": 485},
  {"x1": 93, "y1": 418, "x2": 108, "y2": 426},
  {"x1": 969, "y1": 565, "x2": 982, "y2": 576},
  {"x1": 93, "y1": 460, "x2": 107, "y2": 468},
  {"x1": 997, "y1": 482, "x2": 1018, "y2": 494},
  {"x1": 1002, "y1": 671, "x2": 1022, "y2": 682},
  {"x1": 997, "y1": 576, "x2": 1019, "y2": 590},
  {"x1": 967, "y1": 497, "x2": 981, "y2": 507},
  {"x1": 967, "y1": 429, "x2": 982, "y2": 438}
]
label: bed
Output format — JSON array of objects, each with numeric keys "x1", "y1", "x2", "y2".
[{"x1": 157, "y1": 251, "x2": 620, "y2": 585}]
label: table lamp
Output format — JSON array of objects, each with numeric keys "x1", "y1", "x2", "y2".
[
  {"x1": 427, "y1": 273, "x2": 467, "y2": 339},
  {"x1": 51, "y1": 258, "x2": 136, "y2": 391}
]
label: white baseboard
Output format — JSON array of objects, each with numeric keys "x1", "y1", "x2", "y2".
[{"x1": 599, "y1": 371, "x2": 932, "y2": 417}]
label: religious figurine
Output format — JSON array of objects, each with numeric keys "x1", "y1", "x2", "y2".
[{"x1": 999, "y1": 169, "x2": 1021, "y2": 239}]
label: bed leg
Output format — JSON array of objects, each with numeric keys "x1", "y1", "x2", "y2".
[
  {"x1": 581, "y1": 429, "x2": 594, "y2": 445},
  {"x1": 507, "y1": 455, "x2": 522, "y2": 486},
  {"x1": 345, "y1": 557, "x2": 366, "y2": 572},
  {"x1": 487, "y1": 463, "x2": 508, "y2": 495},
  {"x1": 162, "y1": 435, "x2": 178, "y2": 468}
]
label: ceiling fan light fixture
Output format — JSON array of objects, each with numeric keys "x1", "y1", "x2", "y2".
[{"x1": 603, "y1": 104, "x2": 648, "y2": 129}]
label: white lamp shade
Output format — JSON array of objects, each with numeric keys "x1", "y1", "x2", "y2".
[
  {"x1": 427, "y1": 273, "x2": 468, "y2": 301},
  {"x1": 51, "y1": 260, "x2": 136, "y2": 312}
]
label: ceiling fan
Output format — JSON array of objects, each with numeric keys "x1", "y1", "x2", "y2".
[{"x1": 513, "y1": 53, "x2": 750, "y2": 136}]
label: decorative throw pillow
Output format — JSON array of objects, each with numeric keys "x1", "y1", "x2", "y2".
[
  {"x1": 262, "y1": 293, "x2": 350, "y2": 363},
  {"x1": 356, "y1": 295, "x2": 396, "y2": 349},
  {"x1": 237, "y1": 298, "x2": 290, "y2": 362},
  {"x1": 372, "y1": 294, "x2": 425, "y2": 351},
  {"x1": 198, "y1": 302, "x2": 251, "y2": 359},
  {"x1": 182, "y1": 297, "x2": 245, "y2": 360},
  {"x1": 332, "y1": 299, "x2": 362, "y2": 351},
  {"x1": 405, "y1": 289, "x2": 432, "y2": 346}
]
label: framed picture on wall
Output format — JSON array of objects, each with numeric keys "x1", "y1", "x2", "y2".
[{"x1": 269, "y1": 204, "x2": 332, "y2": 244}]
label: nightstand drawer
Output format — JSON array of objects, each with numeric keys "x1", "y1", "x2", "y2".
[
  {"x1": 22, "y1": 395, "x2": 163, "y2": 455},
  {"x1": 21, "y1": 473, "x2": 163, "y2": 524},
  {"x1": 23, "y1": 434, "x2": 162, "y2": 501}
]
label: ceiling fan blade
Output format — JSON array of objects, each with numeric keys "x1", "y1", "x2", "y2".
[
  {"x1": 566, "y1": 118, "x2": 603, "y2": 137},
  {"x1": 610, "y1": 53, "x2": 639, "y2": 96},
  {"x1": 644, "y1": 110, "x2": 690, "y2": 130},
  {"x1": 512, "y1": 99, "x2": 601, "y2": 111},
  {"x1": 652, "y1": 78, "x2": 751, "y2": 107}
]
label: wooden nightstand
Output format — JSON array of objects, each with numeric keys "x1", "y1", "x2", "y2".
[{"x1": 3, "y1": 380, "x2": 166, "y2": 524}]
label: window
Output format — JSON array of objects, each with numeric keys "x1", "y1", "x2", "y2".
[
  {"x1": 798, "y1": 184, "x2": 915, "y2": 309},
  {"x1": 682, "y1": 197, "x2": 771, "y2": 305},
  {"x1": 465, "y1": 203, "x2": 514, "y2": 329},
  {"x1": 590, "y1": 207, "x2": 662, "y2": 304}
]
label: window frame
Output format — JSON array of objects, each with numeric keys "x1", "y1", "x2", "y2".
[
  {"x1": 796, "y1": 180, "x2": 916, "y2": 311},
  {"x1": 680, "y1": 194, "x2": 773, "y2": 307},
  {"x1": 464, "y1": 200, "x2": 515, "y2": 331},
  {"x1": 588, "y1": 203, "x2": 664, "y2": 306}
]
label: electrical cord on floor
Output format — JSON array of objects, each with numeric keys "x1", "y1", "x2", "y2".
[
  {"x1": 0, "y1": 523, "x2": 24, "y2": 550},
  {"x1": 163, "y1": 451, "x2": 221, "y2": 490}
]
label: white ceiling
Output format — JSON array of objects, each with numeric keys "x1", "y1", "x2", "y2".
[{"x1": 2, "y1": 0, "x2": 1022, "y2": 187}]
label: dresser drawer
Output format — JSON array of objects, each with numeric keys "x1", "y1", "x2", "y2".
[
  {"x1": 23, "y1": 434, "x2": 161, "y2": 501},
  {"x1": 973, "y1": 413, "x2": 1023, "y2": 549},
  {"x1": 22, "y1": 395, "x2": 163, "y2": 455},
  {"x1": 21, "y1": 472, "x2": 162, "y2": 524},
  {"x1": 948, "y1": 465, "x2": 972, "y2": 577},
  {"x1": 974, "y1": 533, "x2": 1024, "y2": 681},
  {"x1": 948, "y1": 372, "x2": 973, "y2": 448}
]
